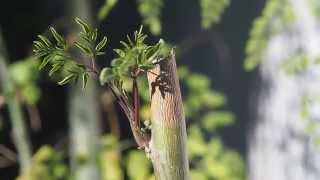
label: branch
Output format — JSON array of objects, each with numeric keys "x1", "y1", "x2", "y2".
[{"x1": 0, "y1": 29, "x2": 32, "y2": 175}]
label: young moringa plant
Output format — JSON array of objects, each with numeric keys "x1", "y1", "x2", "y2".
[
  {"x1": 34, "y1": 18, "x2": 189, "y2": 179},
  {"x1": 33, "y1": 18, "x2": 169, "y2": 151}
]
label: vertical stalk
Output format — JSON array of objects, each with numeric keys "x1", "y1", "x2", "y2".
[
  {"x1": 67, "y1": 0, "x2": 101, "y2": 179},
  {"x1": 68, "y1": 82, "x2": 100, "y2": 180},
  {"x1": 0, "y1": 29, "x2": 32, "y2": 174},
  {"x1": 147, "y1": 50, "x2": 190, "y2": 180}
]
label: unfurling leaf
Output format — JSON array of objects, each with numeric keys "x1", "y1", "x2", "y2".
[
  {"x1": 96, "y1": 36, "x2": 108, "y2": 51},
  {"x1": 100, "y1": 67, "x2": 114, "y2": 85}
]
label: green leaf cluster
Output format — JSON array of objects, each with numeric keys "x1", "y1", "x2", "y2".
[
  {"x1": 136, "y1": 0, "x2": 230, "y2": 34},
  {"x1": 9, "y1": 57, "x2": 41, "y2": 105},
  {"x1": 99, "y1": 134, "x2": 154, "y2": 180},
  {"x1": 300, "y1": 95, "x2": 320, "y2": 147},
  {"x1": 244, "y1": 0, "x2": 295, "y2": 71},
  {"x1": 99, "y1": 26, "x2": 170, "y2": 87},
  {"x1": 33, "y1": 18, "x2": 108, "y2": 88},
  {"x1": 17, "y1": 146, "x2": 69, "y2": 180},
  {"x1": 138, "y1": 0, "x2": 163, "y2": 35},
  {"x1": 281, "y1": 53, "x2": 310, "y2": 74},
  {"x1": 99, "y1": 135, "x2": 123, "y2": 180},
  {"x1": 179, "y1": 66, "x2": 228, "y2": 120},
  {"x1": 200, "y1": 0, "x2": 229, "y2": 29},
  {"x1": 178, "y1": 66, "x2": 244, "y2": 180},
  {"x1": 126, "y1": 150, "x2": 153, "y2": 180},
  {"x1": 74, "y1": 17, "x2": 107, "y2": 57},
  {"x1": 188, "y1": 127, "x2": 244, "y2": 180}
]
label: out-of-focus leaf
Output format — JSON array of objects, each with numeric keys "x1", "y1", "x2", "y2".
[
  {"x1": 200, "y1": 0, "x2": 229, "y2": 29},
  {"x1": 126, "y1": 150, "x2": 152, "y2": 180},
  {"x1": 138, "y1": 0, "x2": 163, "y2": 35},
  {"x1": 18, "y1": 145, "x2": 69, "y2": 180},
  {"x1": 100, "y1": 135, "x2": 123, "y2": 180},
  {"x1": 190, "y1": 170, "x2": 208, "y2": 180},
  {"x1": 202, "y1": 111, "x2": 235, "y2": 131},
  {"x1": 98, "y1": 0, "x2": 118, "y2": 20}
]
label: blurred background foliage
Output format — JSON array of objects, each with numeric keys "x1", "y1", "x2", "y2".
[
  {"x1": 0, "y1": 0, "x2": 256, "y2": 179},
  {"x1": 9, "y1": 58, "x2": 41, "y2": 106},
  {"x1": 244, "y1": 0, "x2": 295, "y2": 71},
  {"x1": 244, "y1": 0, "x2": 320, "y2": 148}
]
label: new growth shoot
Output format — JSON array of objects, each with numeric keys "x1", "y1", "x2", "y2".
[{"x1": 33, "y1": 18, "x2": 170, "y2": 149}]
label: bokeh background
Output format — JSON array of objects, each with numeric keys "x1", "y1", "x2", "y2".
[{"x1": 0, "y1": 0, "x2": 319, "y2": 179}]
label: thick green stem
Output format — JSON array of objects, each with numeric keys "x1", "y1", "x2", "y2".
[
  {"x1": 147, "y1": 50, "x2": 190, "y2": 180},
  {"x1": 67, "y1": 0, "x2": 101, "y2": 179},
  {"x1": 0, "y1": 29, "x2": 32, "y2": 174}
]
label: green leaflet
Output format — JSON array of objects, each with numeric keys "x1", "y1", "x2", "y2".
[
  {"x1": 33, "y1": 18, "x2": 108, "y2": 89},
  {"x1": 99, "y1": 26, "x2": 170, "y2": 90}
]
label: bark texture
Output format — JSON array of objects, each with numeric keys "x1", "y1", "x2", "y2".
[{"x1": 147, "y1": 51, "x2": 190, "y2": 180}]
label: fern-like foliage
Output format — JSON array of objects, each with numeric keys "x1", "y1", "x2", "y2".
[
  {"x1": 244, "y1": 0, "x2": 295, "y2": 71},
  {"x1": 199, "y1": 0, "x2": 229, "y2": 29},
  {"x1": 33, "y1": 18, "x2": 108, "y2": 88},
  {"x1": 99, "y1": 26, "x2": 170, "y2": 88}
]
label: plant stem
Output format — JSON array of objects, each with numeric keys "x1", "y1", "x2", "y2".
[
  {"x1": 0, "y1": 29, "x2": 32, "y2": 174},
  {"x1": 147, "y1": 50, "x2": 190, "y2": 180}
]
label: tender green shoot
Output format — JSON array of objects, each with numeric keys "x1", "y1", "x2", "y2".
[
  {"x1": 33, "y1": 18, "x2": 108, "y2": 88},
  {"x1": 99, "y1": 26, "x2": 170, "y2": 89}
]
